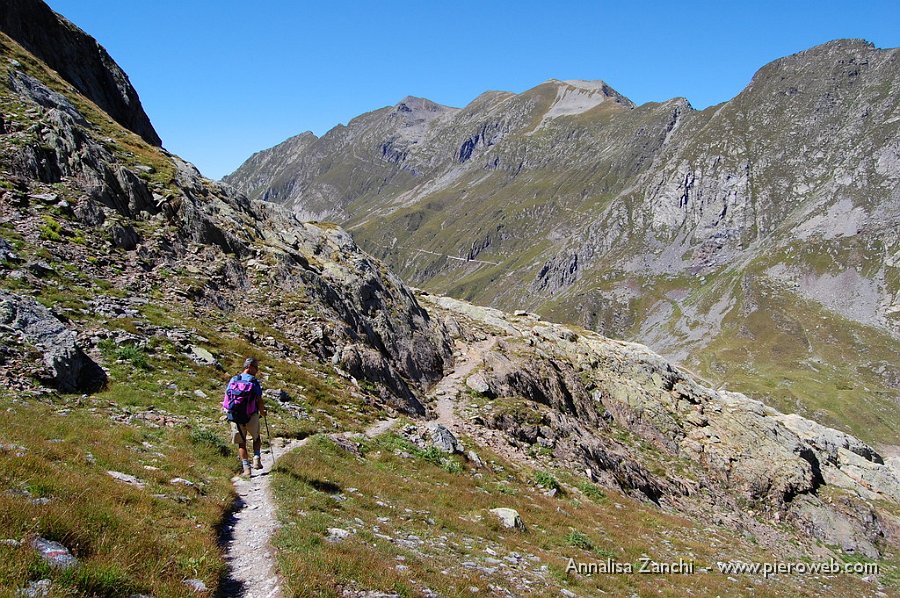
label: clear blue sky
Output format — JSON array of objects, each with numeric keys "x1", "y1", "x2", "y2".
[{"x1": 44, "y1": 0, "x2": 900, "y2": 180}]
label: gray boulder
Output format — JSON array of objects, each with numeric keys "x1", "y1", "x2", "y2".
[
  {"x1": 465, "y1": 373, "x2": 491, "y2": 395},
  {"x1": 17, "y1": 579, "x2": 51, "y2": 597},
  {"x1": 31, "y1": 537, "x2": 77, "y2": 569},
  {"x1": 0, "y1": 237, "x2": 20, "y2": 262},
  {"x1": 264, "y1": 388, "x2": 290, "y2": 403},
  {"x1": 430, "y1": 424, "x2": 463, "y2": 454},
  {"x1": 187, "y1": 345, "x2": 217, "y2": 367},
  {"x1": 0, "y1": 290, "x2": 105, "y2": 392}
]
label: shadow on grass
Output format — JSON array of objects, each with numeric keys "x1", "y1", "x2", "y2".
[
  {"x1": 214, "y1": 495, "x2": 247, "y2": 598},
  {"x1": 278, "y1": 468, "x2": 342, "y2": 494}
]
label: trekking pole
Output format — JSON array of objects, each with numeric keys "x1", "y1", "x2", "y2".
[{"x1": 263, "y1": 412, "x2": 277, "y2": 467}]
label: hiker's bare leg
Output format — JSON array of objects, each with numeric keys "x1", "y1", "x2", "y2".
[
  {"x1": 253, "y1": 437, "x2": 261, "y2": 455},
  {"x1": 238, "y1": 445, "x2": 248, "y2": 461}
]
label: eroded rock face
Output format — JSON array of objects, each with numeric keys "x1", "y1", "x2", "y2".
[
  {"x1": 338, "y1": 344, "x2": 425, "y2": 415},
  {"x1": 421, "y1": 293, "x2": 900, "y2": 557},
  {"x1": 0, "y1": 50, "x2": 451, "y2": 412},
  {"x1": 0, "y1": 290, "x2": 105, "y2": 392}
]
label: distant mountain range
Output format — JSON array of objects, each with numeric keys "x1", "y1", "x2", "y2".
[{"x1": 225, "y1": 40, "x2": 900, "y2": 446}]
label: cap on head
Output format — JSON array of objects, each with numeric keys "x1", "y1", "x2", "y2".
[{"x1": 243, "y1": 357, "x2": 259, "y2": 371}]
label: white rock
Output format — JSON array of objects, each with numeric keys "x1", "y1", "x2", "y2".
[
  {"x1": 106, "y1": 470, "x2": 145, "y2": 489},
  {"x1": 182, "y1": 579, "x2": 207, "y2": 592},
  {"x1": 465, "y1": 373, "x2": 490, "y2": 395},
  {"x1": 326, "y1": 527, "x2": 351, "y2": 542},
  {"x1": 489, "y1": 508, "x2": 526, "y2": 531}
]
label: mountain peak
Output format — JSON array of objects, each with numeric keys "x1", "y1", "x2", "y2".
[
  {"x1": 557, "y1": 78, "x2": 609, "y2": 90},
  {"x1": 393, "y1": 95, "x2": 454, "y2": 115},
  {"x1": 534, "y1": 78, "x2": 634, "y2": 122}
]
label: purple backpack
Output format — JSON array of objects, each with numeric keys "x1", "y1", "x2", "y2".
[{"x1": 223, "y1": 375, "x2": 258, "y2": 424}]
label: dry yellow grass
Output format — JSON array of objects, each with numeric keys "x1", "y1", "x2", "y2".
[
  {"x1": 271, "y1": 432, "x2": 891, "y2": 597},
  {"x1": 0, "y1": 401, "x2": 234, "y2": 596}
]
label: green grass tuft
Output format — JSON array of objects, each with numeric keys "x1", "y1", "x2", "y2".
[{"x1": 534, "y1": 470, "x2": 561, "y2": 492}]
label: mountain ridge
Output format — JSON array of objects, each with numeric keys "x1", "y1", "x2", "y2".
[
  {"x1": 0, "y1": 0, "x2": 162, "y2": 146},
  {"x1": 226, "y1": 37, "x2": 900, "y2": 447}
]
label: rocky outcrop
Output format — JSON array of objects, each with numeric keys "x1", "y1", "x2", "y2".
[
  {"x1": 0, "y1": 290, "x2": 105, "y2": 392},
  {"x1": 421, "y1": 293, "x2": 900, "y2": 558},
  {"x1": 0, "y1": 0, "x2": 161, "y2": 146}
]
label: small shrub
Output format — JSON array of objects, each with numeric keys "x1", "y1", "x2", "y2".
[
  {"x1": 98, "y1": 340, "x2": 151, "y2": 370},
  {"x1": 566, "y1": 529, "x2": 594, "y2": 551},
  {"x1": 190, "y1": 428, "x2": 230, "y2": 456},
  {"x1": 495, "y1": 483, "x2": 517, "y2": 495},
  {"x1": 115, "y1": 345, "x2": 150, "y2": 370},
  {"x1": 39, "y1": 215, "x2": 63, "y2": 242},
  {"x1": 577, "y1": 480, "x2": 607, "y2": 503},
  {"x1": 440, "y1": 458, "x2": 462, "y2": 474},
  {"x1": 420, "y1": 446, "x2": 462, "y2": 473},
  {"x1": 97, "y1": 339, "x2": 116, "y2": 356},
  {"x1": 534, "y1": 470, "x2": 561, "y2": 492},
  {"x1": 593, "y1": 546, "x2": 616, "y2": 559},
  {"x1": 566, "y1": 530, "x2": 616, "y2": 559},
  {"x1": 420, "y1": 446, "x2": 445, "y2": 465}
]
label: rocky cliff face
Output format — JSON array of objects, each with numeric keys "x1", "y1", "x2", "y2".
[
  {"x1": 227, "y1": 40, "x2": 900, "y2": 447},
  {"x1": 419, "y1": 293, "x2": 900, "y2": 559},
  {"x1": 0, "y1": 0, "x2": 162, "y2": 146}
]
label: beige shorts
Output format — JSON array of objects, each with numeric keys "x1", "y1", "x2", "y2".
[{"x1": 230, "y1": 412, "x2": 261, "y2": 446}]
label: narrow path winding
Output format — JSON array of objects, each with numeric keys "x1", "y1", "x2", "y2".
[
  {"x1": 219, "y1": 437, "x2": 305, "y2": 598},
  {"x1": 430, "y1": 339, "x2": 495, "y2": 429},
  {"x1": 219, "y1": 418, "x2": 398, "y2": 597},
  {"x1": 219, "y1": 342, "x2": 498, "y2": 598}
]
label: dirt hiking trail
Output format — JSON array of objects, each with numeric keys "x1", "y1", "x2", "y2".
[
  {"x1": 218, "y1": 416, "x2": 398, "y2": 597},
  {"x1": 218, "y1": 437, "x2": 305, "y2": 598}
]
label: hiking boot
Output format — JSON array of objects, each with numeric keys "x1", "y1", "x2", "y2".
[
  {"x1": 252, "y1": 455, "x2": 262, "y2": 470},
  {"x1": 241, "y1": 461, "x2": 252, "y2": 477}
]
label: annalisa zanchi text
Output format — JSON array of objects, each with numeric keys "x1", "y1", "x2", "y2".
[
  {"x1": 566, "y1": 557, "x2": 694, "y2": 575},
  {"x1": 566, "y1": 557, "x2": 878, "y2": 578}
]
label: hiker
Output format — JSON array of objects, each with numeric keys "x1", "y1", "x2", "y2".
[{"x1": 223, "y1": 357, "x2": 266, "y2": 476}]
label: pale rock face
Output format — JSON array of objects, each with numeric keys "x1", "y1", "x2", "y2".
[
  {"x1": 421, "y1": 292, "x2": 899, "y2": 558},
  {"x1": 0, "y1": 290, "x2": 105, "y2": 392}
]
